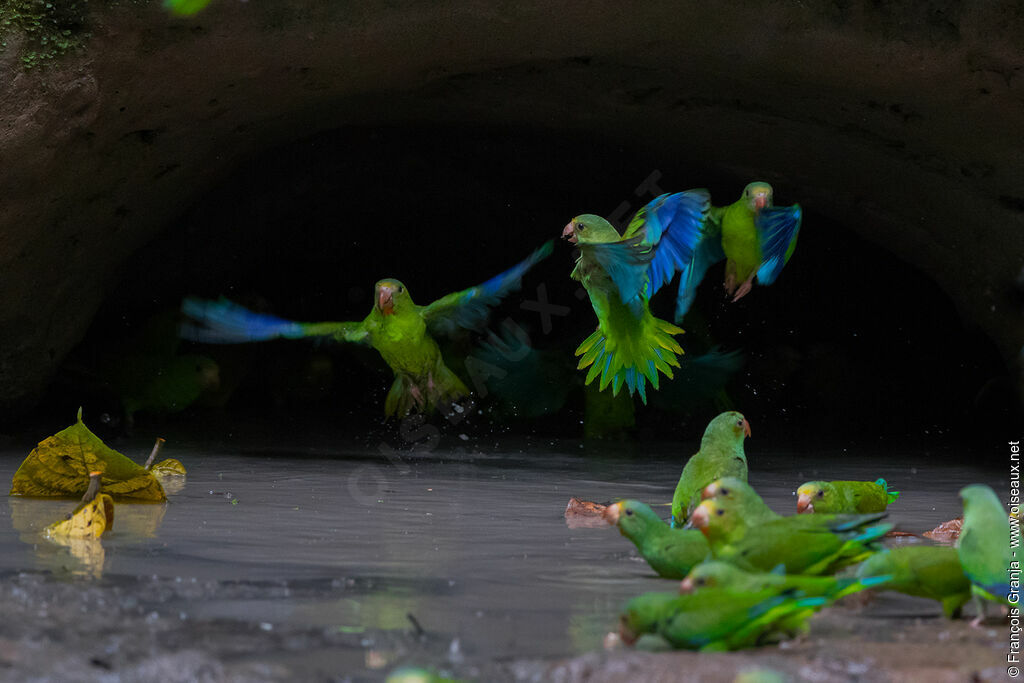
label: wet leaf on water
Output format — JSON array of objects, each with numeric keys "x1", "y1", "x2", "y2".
[
  {"x1": 44, "y1": 493, "x2": 115, "y2": 540},
  {"x1": 9, "y1": 409, "x2": 166, "y2": 501},
  {"x1": 150, "y1": 458, "x2": 187, "y2": 476}
]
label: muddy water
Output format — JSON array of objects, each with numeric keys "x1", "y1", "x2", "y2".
[{"x1": 0, "y1": 428, "x2": 1005, "y2": 679}]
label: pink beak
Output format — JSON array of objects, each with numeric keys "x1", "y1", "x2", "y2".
[
  {"x1": 797, "y1": 494, "x2": 813, "y2": 514},
  {"x1": 602, "y1": 502, "x2": 621, "y2": 525},
  {"x1": 562, "y1": 222, "x2": 578, "y2": 244},
  {"x1": 377, "y1": 285, "x2": 394, "y2": 315},
  {"x1": 690, "y1": 503, "x2": 710, "y2": 530},
  {"x1": 742, "y1": 418, "x2": 752, "y2": 438},
  {"x1": 679, "y1": 577, "x2": 694, "y2": 594},
  {"x1": 754, "y1": 195, "x2": 767, "y2": 211},
  {"x1": 701, "y1": 483, "x2": 719, "y2": 501}
]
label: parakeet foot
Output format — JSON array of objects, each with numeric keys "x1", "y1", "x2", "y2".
[
  {"x1": 731, "y1": 277, "x2": 754, "y2": 302},
  {"x1": 723, "y1": 272, "x2": 737, "y2": 296}
]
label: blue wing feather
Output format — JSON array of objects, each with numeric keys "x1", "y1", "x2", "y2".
[
  {"x1": 180, "y1": 297, "x2": 305, "y2": 343},
  {"x1": 674, "y1": 222, "x2": 725, "y2": 321},
  {"x1": 423, "y1": 241, "x2": 553, "y2": 337},
  {"x1": 628, "y1": 190, "x2": 711, "y2": 298},
  {"x1": 755, "y1": 204, "x2": 802, "y2": 286}
]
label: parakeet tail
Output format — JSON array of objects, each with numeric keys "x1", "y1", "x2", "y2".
[
  {"x1": 832, "y1": 574, "x2": 892, "y2": 600},
  {"x1": 180, "y1": 297, "x2": 304, "y2": 343},
  {"x1": 574, "y1": 315, "x2": 683, "y2": 404},
  {"x1": 875, "y1": 478, "x2": 901, "y2": 504}
]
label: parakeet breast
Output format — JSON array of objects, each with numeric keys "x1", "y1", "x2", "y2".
[
  {"x1": 370, "y1": 313, "x2": 439, "y2": 376},
  {"x1": 720, "y1": 203, "x2": 762, "y2": 279}
]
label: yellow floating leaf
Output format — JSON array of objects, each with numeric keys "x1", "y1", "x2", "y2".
[
  {"x1": 44, "y1": 493, "x2": 115, "y2": 540},
  {"x1": 150, "y1": 458, "x2": 186, "y2": 476},
  {"x1": 10, "y1": 410, "x2": 166, "y2": 501}
]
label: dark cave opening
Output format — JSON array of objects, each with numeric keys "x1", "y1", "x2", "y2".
[{"x1": 36, "y1": 124, "x2": 1020, "y2": 453}]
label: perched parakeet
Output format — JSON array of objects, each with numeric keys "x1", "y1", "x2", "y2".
[
  {"x1": 671, "y1": 411, "x2": 751, "y2": 527},
  {"x1": 181, "y1": 243, "x2": 551, "y2": 418},
  {"x1": 675, "y1": 182, "x2": 802, "y2": 319},
  {"x1": 855, "y1": 546, "x2": 972, "y2": 618},
  {"x1": 603, "y1": 500, "x2": 710, "y2": 579},
  {"x1": 618, "y1": 587, "x2": 823, "y2": 651},
  {"x1": 691, "y1": 494, "x2": 890, "y2": 575},
  {"x1": 796, "y1": 478, "x2": 899, "y2": 514},
  {"x1": 957, "y1": 484, "x2": 1014, "y2": 623},
  {"x1": 561, "y1": 190, "x2": 710, "y2": 402},
  {"x1": 681, "y1": 560, "x2": 887, "y2": 602}
]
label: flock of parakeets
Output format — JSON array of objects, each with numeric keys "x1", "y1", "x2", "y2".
[
  {"x1": 601, "y1": 411, "x2": 1012, "y2": 651},
  {"x1": 178, "y1": 182, "x2": 800, "y2": 423}
]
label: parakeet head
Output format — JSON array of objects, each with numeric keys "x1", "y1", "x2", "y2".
[
  {"x1": 374, "y1": 279, "x2": 413, "y2": 316},
  {"x1": 796, "y1": 481, "x2": 832, "y2": 514},
  {"x1": 679, "y1": 561, "x2": 744, "y2": 594},
  {"x1": 742, "y1": 182, "x2": 774, "y2": 212},
  {"x1": 703, "y1": 411, "x2": 752, "y2": 445},
  {"x1": 603, "y1": 499, "x2": 662, "y2": 540},
  {"x1": 172, "y1": 354, "x2": 220, "y2": 391},
  {"x1": 701, "y1": 476, "x2": 756, "y2": 503},
  {"x1": 689, "y1": 498, "x2": 734, "y2": 542},
  {"x1": 618, "y1": 592, "x2": 678, "y2": 645},
  {"x1": 958, "y1": 484, "x2": 1002, "y2": 516},
  {"x1": 561, "y1": 214, "x2": 622, "y2": 245}
]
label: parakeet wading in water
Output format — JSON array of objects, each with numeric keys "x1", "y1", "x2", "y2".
[
  {"x1": 181, "y1": 242, "x2": 552, "y2": 418},
  {"x1": 674, "y1": 182, "x2": 801, "y2": 320},
  {"x1": 562, "y1": 190, "x2": 710, "y2": 402},
  {"x1": 796, "y1": 478, "x2": 899, "y2": 514}
]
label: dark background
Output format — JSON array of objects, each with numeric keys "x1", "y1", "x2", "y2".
[{"x1": 34, "y1": 124, "x2": 1020, "y2": 451}]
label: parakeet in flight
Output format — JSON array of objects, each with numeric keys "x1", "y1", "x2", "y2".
[
  {"x1": 856, "y1": 545, "x2": 972, "y2": 619},
  {"x1": 181, "y1": 242, "x2": 552, "y2": 418},
  {"x1": 674, "y1": 182, "x2": 802, "y2": 320},
  {"x1": 956, "y1": 484, "x2": 1014, "y2": 625},
  {"x1": 671, "y1": 411, "x2": 751, "y2": 527},
  {"x1": 602, "y1": 499, "x2": 710, "y2": 579},
  {"x1": 796, "y1": 478, "x2": 900, "y2": 514},
  {"x1": 562, "y1": 190, "x2": 710, "y2": 402}
]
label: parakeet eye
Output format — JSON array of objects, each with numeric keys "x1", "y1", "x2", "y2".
[
  {"x1": 695, "y1": 578, "x2": 706, "y2": 586},
  {"x1": 398, "y1": 286, "x2": 404, "y2": 293},
  {"x1": 817, "y1": 490, "x2": 825, "y2": 498},
  {"x1": 715, "y1": 508, "x2": 724, "y2": 516},
  {"x1": 577, "y1": 222, "x2": 586, "y2": 231},
  {"x1": 736, "y1": 419, "x2": 744, "y2": 427},
  {"x1": 625, "y1": 508, "x2": 634, "y2": 516},
  {"x1": 720, "y1": 488, "x2": 730, "y2": 496}
]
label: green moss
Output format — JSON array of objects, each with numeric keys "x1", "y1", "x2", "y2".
[{"x1": 0, "y1": 0, "x2": 92, "y2": 68}]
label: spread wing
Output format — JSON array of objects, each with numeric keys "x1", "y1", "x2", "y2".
[
  {"x1": 180, "y1": 297, "x2": 368, "y2": 344},
  {"x1": 421, "y1": 241, "x2": 552, "y2": 338},
  {"x1": 755, "y1": 204, "x2": 802, "y2": 286}
]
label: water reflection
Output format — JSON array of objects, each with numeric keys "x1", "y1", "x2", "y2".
[{"x1": 8, "y1": 497, "x2": 168, "y2": 578}]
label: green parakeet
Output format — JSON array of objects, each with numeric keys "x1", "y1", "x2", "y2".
[
  {"x1": 670, "y1": 411, "x2": 751, "y2": 527},
  {"x1": 618, "y1": 587, "x2": 823, "y2": 651},
  {"x1": 181, "y1": 243, "x2": 551, "y2": 418},
  {"x1": 561, "y1": 190, "x2": 710, "y2": 402},
  {"x1": 675, "y1": 182, "x2": 802, "y2": 319},
  {"x1": 691, "y1": 494, "x2": 890, "y2": 575},
  {"x1": 681, "y1": 560, "x2": 886, "y2": 602},
  {"x1": 855, "y1": 545, "x2": 972, "y2": 618},
  {"x1": 699, "y1": 476, "x2": 778, "y2": 525},
  {"x1": 957, "y1": 484, "x2": 1014, "y2": 623},
  {"x1": 114, "y1": 354, "x2": 220, "y2": 428},
  {"x1": 602, "y1": 500, "x2": 710, "y2": 579},
  {"x1": 796, "y1": 478, "x2": 899, "y2": 514}
]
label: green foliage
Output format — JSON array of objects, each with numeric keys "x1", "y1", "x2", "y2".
[{"x1": 0, "y1": 0, "x2": 91, "y2": 68}]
